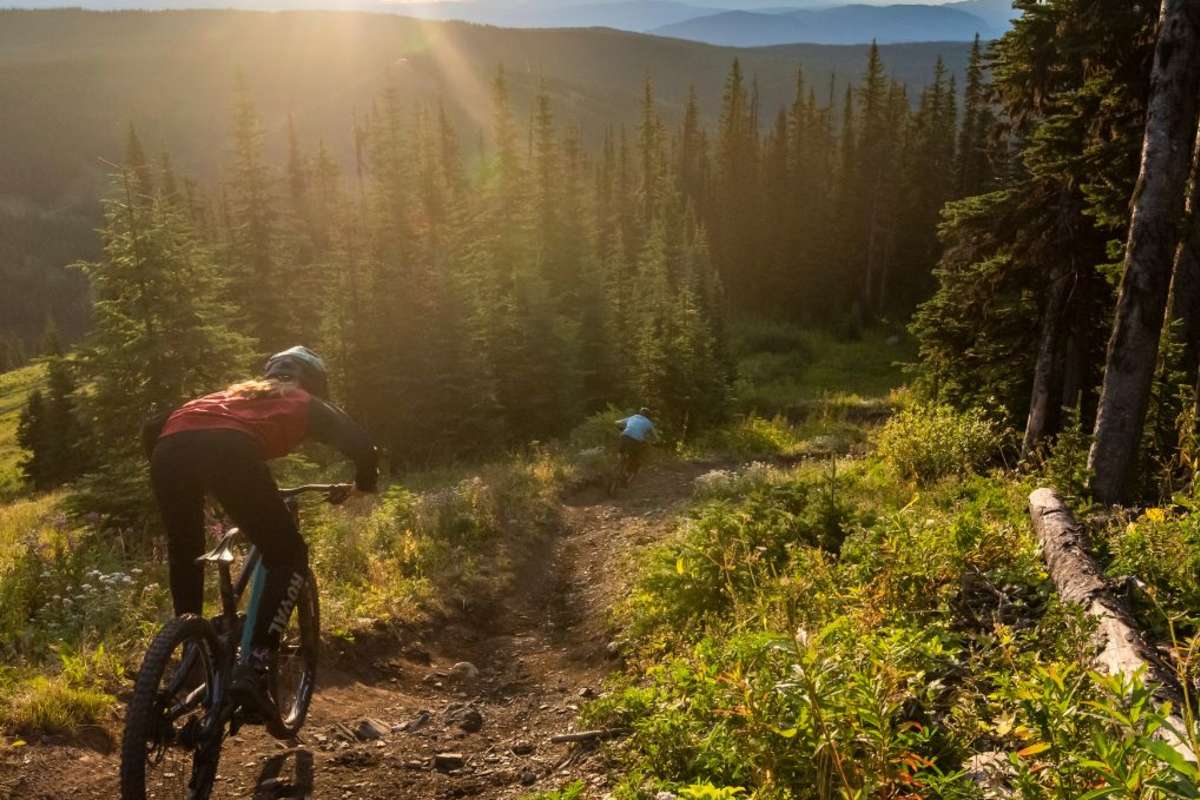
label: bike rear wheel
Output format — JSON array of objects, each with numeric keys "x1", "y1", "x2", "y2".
[
  {"x1": 120, "y1": 615, "x2": 225, "y2": 800},
  {"x1": 267, "y1": 569, "x2": 319, "y2": 739}
]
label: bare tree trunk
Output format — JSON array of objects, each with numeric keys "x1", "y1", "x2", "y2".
[
  {"x1": 1023, "y1": 191, "x2": 1084, "y2": 460},
  {"x1": 1029, "y1": 488, "x2": 1192, "y2": 759},
  {"x1": 1022, "y1": 263, "x2": 1072, "y2": 461},
  {"x1": 1089, "y1": 0, "x2": 1200, "y2": 505},
  {"x1": 1061, "y1": 322, "x2": 1085, "y2": 420},
  {"x1": 1172, "y1": 134, "x2": 1200, "y2": 415}
]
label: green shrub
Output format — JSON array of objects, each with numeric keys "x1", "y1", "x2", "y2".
[
  {"x1": 877, "y1": 403, "x2": 1003, "y2": 484},
  {"x1": 1103, "y1": 504, "x2": 1200, "y2": 635}
]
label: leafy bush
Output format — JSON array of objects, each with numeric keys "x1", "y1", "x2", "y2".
[{"x1": 877, "y1": 403, "x2": 1004, "y2": 483}]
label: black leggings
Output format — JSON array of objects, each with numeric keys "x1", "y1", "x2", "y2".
[{"x1": 151, "y1": 429, "x2": 308, "y2": 650}]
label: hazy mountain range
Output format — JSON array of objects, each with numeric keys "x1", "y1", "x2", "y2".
[
  {"x1": 3, "y1": 0, "x2": 1019, "y2": 44},
  {"x1": 653, "y1": 3, "x2": 1002, "y2": 46}
]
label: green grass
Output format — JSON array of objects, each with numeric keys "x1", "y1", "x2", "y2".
[
  {"x1": 731, "y1": 321, "x2": 912, "y2": 417},
  {"x1": 0, "y1": 364, "x2": 45, "y2": 501}
]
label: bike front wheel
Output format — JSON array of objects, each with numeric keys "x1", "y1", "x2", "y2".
[{"x1": 120, "y1": 615, "x2": 225, "y2": 800}]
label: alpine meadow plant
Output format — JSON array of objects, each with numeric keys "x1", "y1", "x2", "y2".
[{"x1": 877, "y1": 402, "x2": 1005, "y2": 484}]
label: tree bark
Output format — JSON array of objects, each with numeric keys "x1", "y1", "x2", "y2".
[
  {"x1": 1089, "y1": 0, "x2": 1200, "y2": 505},
  {"x1": 1022, "y1": 263, "x2": 1072, "y2": 461},
  {"x1": 1171, "y1": 131, "x2": 1200, "y2": 416},
  {"x1": 1029, "y1": 488, "x2": 1191, "y2": 758}
]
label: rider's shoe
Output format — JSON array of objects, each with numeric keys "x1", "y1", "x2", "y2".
[{"x1": 231, "y1": 651, "x2": 278, "y2": 723}]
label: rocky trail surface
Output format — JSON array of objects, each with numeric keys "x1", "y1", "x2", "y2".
[{"x1": 3, "y1": 462, "x2": 709, "y2": 800}]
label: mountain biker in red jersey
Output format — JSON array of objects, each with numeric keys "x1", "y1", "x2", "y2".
[{"x1": 145, "y1": 346, "x2": 377, "y2": 718}]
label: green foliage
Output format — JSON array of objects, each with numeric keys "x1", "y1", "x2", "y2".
[
  {"x1": 1102, "y1": 504, "x2": 1200, "y2": 636},
  {"x1": 877, "y1": 403, "x2": 1004, "y2": 484},
  {"x1": 292, "y1": 447, "x2": 569, "y2": 636},
  {"x1": 0, "y1": 364, "x2": 45, "y2": 501},
  {"x1": 1033, "y1": 414, "x2": 1093, "y2": 505},
  {"x1": 16, "y1": 346, "x2": 83, "y2": 491},
  {"x1": 69, "y1": 165, "x2": 254, "y2": 529},
  {"x1": 599, "y1": 441, "x2": 1069, "y2": 799}
]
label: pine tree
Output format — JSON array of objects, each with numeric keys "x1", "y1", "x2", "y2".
[
  {"x1": 956, "y1": 34, "x2": 993, "y2": 197},
  {"x1": 226, "y1": 74, "x2": 286, "y2": 348},
  {"x1": 71, "y1": 166, "x2": 253, "y2": 530}
]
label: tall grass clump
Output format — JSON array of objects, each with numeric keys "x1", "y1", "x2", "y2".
[
  {"x1": 305, "y1": 447, "x2": 569, "y2": 635},
  {"x1": 877, "y1": 402, "x2": 1005, "y2": 484}
]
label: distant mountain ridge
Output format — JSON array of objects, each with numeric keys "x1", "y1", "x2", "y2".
[
  {"x1": 1, "y1": 0, "x2": 1020, "y2": 42},
  {"x1": 652, "y1": 3, "x2": 1001, "y2": 46}
]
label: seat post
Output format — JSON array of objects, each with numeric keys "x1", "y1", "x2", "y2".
[{"x1": 218, "y1": 561, "x2": 238, "y2": 619}]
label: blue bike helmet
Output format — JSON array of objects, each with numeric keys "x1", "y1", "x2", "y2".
[{"x1": 264, "y1": 346, "x2": 329, "y2": 399}]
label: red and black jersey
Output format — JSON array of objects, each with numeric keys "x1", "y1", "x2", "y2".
[{"x1": 151, "y1": 387, "x2": 378, "y2": 491}]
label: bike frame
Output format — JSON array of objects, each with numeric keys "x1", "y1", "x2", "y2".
[{"x1": 159, "y1": 484, "x2": 341, "y2": 733}]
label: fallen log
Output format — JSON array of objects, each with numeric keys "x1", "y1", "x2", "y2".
[{"x1": 1029, "y1": 487, "x2": 1192, "y2": 758}]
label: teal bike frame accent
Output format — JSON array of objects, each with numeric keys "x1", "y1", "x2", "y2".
[{"x1": 238, "y1": 562, "x2": 267, "y2": 663}]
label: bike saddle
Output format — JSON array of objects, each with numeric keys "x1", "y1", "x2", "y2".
[{"x1": 195, "y1": 528, "x2": 241, "y2": 564}]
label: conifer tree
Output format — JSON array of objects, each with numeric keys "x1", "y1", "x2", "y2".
[
  {"x1": 226, "y1": 74, "x2": 286, "y2": 348},
  {"x1": 72, "y1": 166, "x2": 253, "y2": 529}
]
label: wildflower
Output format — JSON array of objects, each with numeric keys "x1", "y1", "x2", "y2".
[
  {"x1": 62, "y1": 598, "x2": 73, "y2": 607},
  {"x1": 80, "y1": 583, "x2": 93, "y2": 592},
  {"x1": 130, "y1": 568, "x2": 143, "y2": 576},
  {"x1": 1145, "y1": 508, "x2": 1168, "y2": 523}
]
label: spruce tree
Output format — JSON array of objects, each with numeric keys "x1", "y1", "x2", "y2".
[
  {"x1": 225, "y1": 74, "x2": 287, "y2": 349},
  {"x1": 72, "y1": 166, "x2": 253, "y2": 531}
]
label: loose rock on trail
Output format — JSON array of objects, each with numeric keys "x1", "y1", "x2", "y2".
[{"x1": 3, "y1": 463, "x2": 709, "y2": 800}]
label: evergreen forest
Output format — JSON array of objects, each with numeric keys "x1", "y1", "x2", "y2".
[{"x1": 9, "y1": 2, "x2": 1200, "y2": 798}]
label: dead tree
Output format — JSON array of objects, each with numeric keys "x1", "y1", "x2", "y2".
[
  {"x1": 1089, "y1": 0, "x2": 1200, "y2": 504},
  {"x1": 1022, "y1": 190, "x2": 1085, "y2": 461},
  {"x1": 1029, "y1": 488, "x2": 1192, "y2": 758}
]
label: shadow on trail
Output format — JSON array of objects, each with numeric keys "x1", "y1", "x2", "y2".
[{"x1": 253, "y1": 748, "x2": 314, "y2": 799}]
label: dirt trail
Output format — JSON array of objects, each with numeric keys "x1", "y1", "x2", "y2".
[{"x1": 4, "y1": 461, "x2": 709, "y2": 800}]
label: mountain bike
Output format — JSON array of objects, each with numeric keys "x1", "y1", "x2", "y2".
[
  {"x1": 119, "y1": 483, "x2": 351, "y2": 800},
  {"x1": 606, "y1": 439, "x2": 645, "y2": 495}
]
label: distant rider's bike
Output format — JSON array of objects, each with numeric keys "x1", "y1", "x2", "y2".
[
  {"x1": 119, "y1": 483, "x2": 351, "y2": 800},
  {"x1": 606, "y1": 439, "x2": 644, "y2": 495}
]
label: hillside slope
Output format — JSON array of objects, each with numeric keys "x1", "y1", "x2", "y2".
[{"x1": 0, "y1": 8, "x2": 973, "y2": 350}]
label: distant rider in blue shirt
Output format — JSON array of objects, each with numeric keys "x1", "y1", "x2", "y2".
[{"x1": 616, "y1": 407, "x2": 657, "y2": 478}]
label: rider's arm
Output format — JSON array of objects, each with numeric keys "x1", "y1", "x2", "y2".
[{"x1": 307, "y1": 399, "x2": 379, "y2": 492}]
